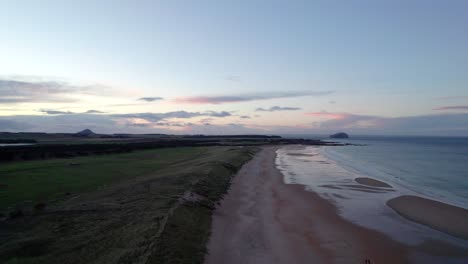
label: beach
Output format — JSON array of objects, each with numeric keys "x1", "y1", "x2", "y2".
[
  {"x1": 387, "y1": 195, "x2": 468, "y2": 240},
  {"x1": 205, "y1": 146, "x2": 468, "y2": 264}
]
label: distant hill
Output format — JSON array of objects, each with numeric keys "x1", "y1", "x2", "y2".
[
  {"x1": 74, "y1": 129, "x2": 97, "y2": 137},
  {"x1": 330, "y1": 132, "x2": 349, "y2": 139}
]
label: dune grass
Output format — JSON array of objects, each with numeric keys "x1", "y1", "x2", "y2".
[
  {"x1": 0, "y1": 147, "x2": 205, "y2": 210},
  {"x1": 0, "y1": 146, "x2": 258, "y2": 264}
]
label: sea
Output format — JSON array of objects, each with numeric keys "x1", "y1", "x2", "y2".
[{"x1": 276, "y1": 135, "x2": 468, "y2": 251}]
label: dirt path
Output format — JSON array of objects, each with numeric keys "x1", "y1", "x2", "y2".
[{"x1": 204, "y1": 146, "x2": 410, "y2": 264}]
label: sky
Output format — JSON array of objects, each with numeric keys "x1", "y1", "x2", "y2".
[{"x1": 1, "y1": 0, "x2": 467, "y2": 135}]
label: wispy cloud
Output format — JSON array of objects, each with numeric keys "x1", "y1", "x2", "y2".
[
  {"x1": 256, "y1": 106, "x2": 302, "y2": 112},
  {"x1": 127, "y1": 121, "x2": 191, "y2": 128},
  {"x1": 112, "y1": 110, "x2": 232, "y2": 122},
  {"x1": 85, "y1": 110, "x2": 106, "y2": 114},
  {"x1": 203, "y1": 111, "x2": 232, "y2": 117},
  {"x1": 36, "y1": 109, "x2": 232, "y2": 122},
  {"x1": 39, "y1": 109, "x2": 106, "y2": 115},
  {"x1": 436, "y1": 96, "x2": 468, "y2": 100},
  {"x1": 39, "y1": 109, "x2": 75, "y2": 115},
  {"x1": 173, "y1": 91, "x2": 333, "y2": 104},
  {"x1": 199, "y1": 118, "x2": 214, "y2": 124},
  {"x1": 138, "y1": 97, "x2": 164, "y2": 102},
  {"x1": 0, "y1": 79, "x2": 76, "y2": 103},
  {"x1": 433, "y1": 105, "x2": 468, "y2": 111},
  {"x1": 308, "y1": 112, "x2": 380, "y2": 129},
  {"x1": 305, "y1": 111, "x2": 348, "y2": 119},
  {"x1": 224, "y1": 75, "x2": 241, "y2": 82},
  {"x1": 0, "y1": 77, "x2": 111, "y2": 103},
  {"x1": 239, "y1": 115, "x2": 251, "y2": 119}
]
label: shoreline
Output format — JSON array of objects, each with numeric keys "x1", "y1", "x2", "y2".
[
  {"x1": 206, "y1": 146, "x2": 408, "y2": 263},
  {"x1": 292, "y1": 144, "x2": 468, "y2": 243},
  {"x1": 205, "y1": 146, "x2": 468, "y2": 264}
]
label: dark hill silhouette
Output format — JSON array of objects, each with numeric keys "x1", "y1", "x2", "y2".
[
  {"x1": 330, "y1": 132, "x2": 349, "y2": 139},
  {"x1": 74, "y1": 129, "x2": 97, "y2": 137}
]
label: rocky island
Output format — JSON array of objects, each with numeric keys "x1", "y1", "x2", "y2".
[{"x1": 330, "y1": 132, "x2": 349, "y2": 139}]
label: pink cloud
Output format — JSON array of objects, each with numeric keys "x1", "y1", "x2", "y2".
[{"x1": 433, "y1": 105, "x2": 468, "y2": 111}]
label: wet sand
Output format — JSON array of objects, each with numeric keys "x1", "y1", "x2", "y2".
[
  {"x1": 205, "y1": 147, "x2": 410, "y2": 264},
  {"x1": 387, "y1": 195, "x2": 468, "y2": 240}
]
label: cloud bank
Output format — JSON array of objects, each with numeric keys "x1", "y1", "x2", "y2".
[
  {"x1": 85, "y1": 110, "x2": 106, "y2": 114},
  {"x1": 256, "y1": 106, "x2": 302, "y2": 112}
]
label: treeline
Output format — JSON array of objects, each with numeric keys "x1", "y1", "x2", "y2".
[
  {"x1": 0, "y1": 140, "x2": 212, "y2": 162},
  {"x1": 0, "y1": 139, "x2": 37, "y2": 144},
  {"x1": 0, "y1": 137, "x2": 341, "y2": 162}
]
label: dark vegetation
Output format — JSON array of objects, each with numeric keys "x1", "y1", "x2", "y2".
[
  {"x1": 0, "y1": 139, "x2": 37, "y2": 144},
  {"x1": 0, "y1": 131, "x2": 341, "y2": 162},
  {"x1": 0, "y1": 146, "x2": 257, "y2": 264},
  {"x1": 0, "y1": 148, "x2": 204, "y2": 210},
  {"x1": 0, "y1": 140, "x2": 212, "y2": 162},
  {"x1": 0, "y1": 131, "x2": 346, "y2": 263}
]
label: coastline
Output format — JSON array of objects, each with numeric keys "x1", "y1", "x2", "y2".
[
  {"x1": 205, "y1": 146, "x2": 407, "y2": 263},
  {"x1": 205, "y1": 146, "x2": 468, "y2": 264}
]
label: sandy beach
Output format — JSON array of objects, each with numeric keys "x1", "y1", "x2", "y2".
[
  {"x1": 387, "y1": 195, "x2": 468, "y2": 240},
  {"x1": 205, "y1": 147, "x2": 408, "y2": 264},
  {"x1": 204, "y1": 146, "x2": 468, "y2": 264}
]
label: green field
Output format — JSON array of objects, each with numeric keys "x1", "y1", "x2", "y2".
[
  {"x1": 0, "y1": 146, "x2": 257, "y2": 264},
  {"x1": 0, "y1": 147, "x2": 205, "y2": 210}
]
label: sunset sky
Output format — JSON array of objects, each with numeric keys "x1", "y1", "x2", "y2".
[{"x1": 1, "y1": 0, "x2": 467, "y2": 135}]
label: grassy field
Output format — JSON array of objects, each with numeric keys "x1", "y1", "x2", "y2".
[
  {"x1": 0, "y1": 147, "x2": 205, "y2": 210},
  {"x1": 0, "y1": 146, "x2": 257, "y2": 264}
]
